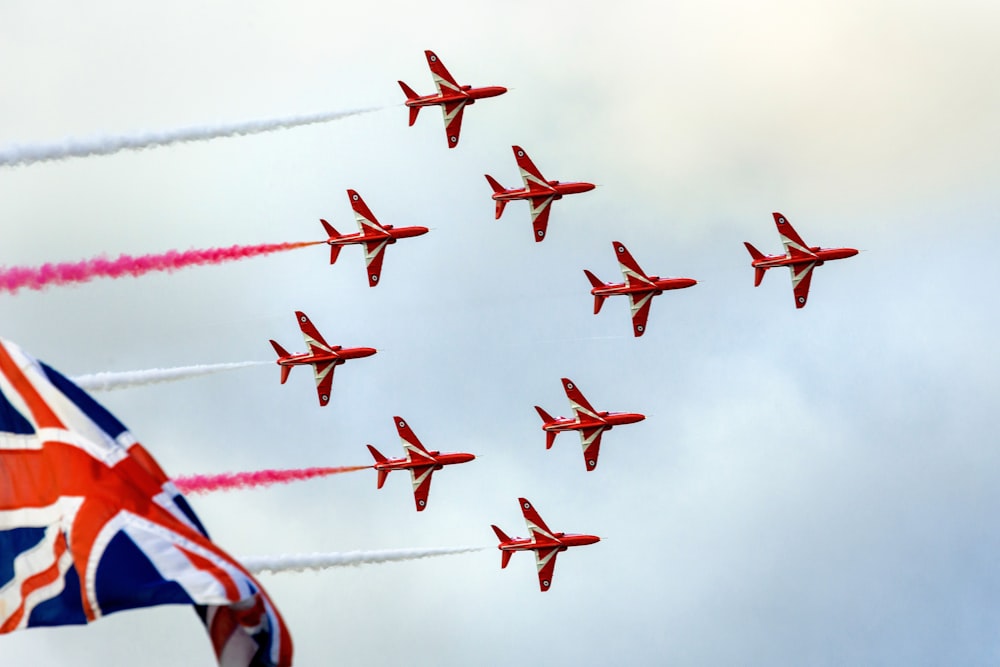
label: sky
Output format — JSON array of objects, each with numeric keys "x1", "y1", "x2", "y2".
[{"x1": 2, "y1": 0, "x2": 1000, "y2": 664}]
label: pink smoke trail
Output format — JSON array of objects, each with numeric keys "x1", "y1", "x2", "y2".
[
  {"x1": 173, "y1": 466, "x2": 370, "y2": 495},
  {"x1": 0, "y1": 241, "x2": 323, "y2": 294}
]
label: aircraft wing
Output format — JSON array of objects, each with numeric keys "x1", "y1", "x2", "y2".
[
  {"x1": 294, "y1": 311, "x2": 334, "y2": 355},
  {"x1": 533, "y1": 547, "x2": 560, "y2": 592},
  {"x1": 627, "y1": 291, "x2": 656, "y2": 337},
  {"x1": 518, "y1": 498, "x2": 556, "y2": 541},
  {"x1": 613, "y1": 241, "x2": 655, "y2": 289},
  {"x1": 348, "y1": 190, "x2": 388, "y2": 236},
  {"x1": 773, "y1": 212, "x2": 817, "y2": 260},
  {"x1": 528, "y1": 196, "x2": 555, "y2": 242},
  {"x1": 425, "y1": 50, "x2": 461, "y2": 95},
  {"x1": 409, "y1": 465, "x2": 435, "y2": 511},
  {"x1": 362, "y1": 239, "x2": 390, "y2": 287},
  {"x1": 394, "y1": 416, "x2": 435, "y2": 463},
  {"x1": 312, "y1": 360, "x2": 336, "y2": 407},
  {"x1": 789, "y1": 262, "x2": 816, "y2": 309},
  {"x1": 561, "y1": 378, "x2": 599, "y2": 420},
  {"x1": 436, "y1": 100, "x2": 466, "y2": 147},
  {"x1": 512, "y1": 146, "x2": 551, "y2": 192},
  {"x1": 577, "y1": 426, "x2": 606, "y2": 472}
]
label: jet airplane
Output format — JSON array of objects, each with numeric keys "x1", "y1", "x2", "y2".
[
  {"x1": 485, "y1": 145, "x2": 595, "y2": 242},
  {"x1": 534, "y1": 378, "x2": 645, "y2": 471},
  {"x1": 366, "y1": 416, "x2": 475, "y2": 511},
  {"x1": 398, "y1": 50, "x2": 507, "y2": 148},
  {"x1": 320, "y1": 189, "x2": 428, "y2": 287},
  {"x1": 491, "y1": 498, "x2": 600, "y2": 592},
  {"x1": 584, "y1": 241, "x2": 697, "y2": 337},
  {"x1": 269, "y1": 311, "x2": 376, "y2": 407},
  {"x1": 744, "y1": 212, "x2": 858, "y2": 308}
]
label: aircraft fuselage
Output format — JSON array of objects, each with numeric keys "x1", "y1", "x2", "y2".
[
  {"x1": 542, "y1": 411, "x2": 646, "y2": 432},
  {"x1": 374, "y1": 451, "x2": 475, "y2": 473},
  {"x1": 752, "y1": 246, "x2": 858, "y2": 269},
  {"x1": 405, "y1": 85, "x2": 508, "y2": 109},
  {"x1": 591, "y1": 277, "x2": 697, "y2": 298},
  {"x1": 326, "y1": 225, "x2": 429, "y2": 247},
  {"x1": 491, "y1": 180, "x2": 595, "y2": 203},
  {"x1": 277, "y1": 347, "x2": 376, "y2": 368},
  {"x1": 498, "y1": 533, "x2": 602, "y2": 553}
]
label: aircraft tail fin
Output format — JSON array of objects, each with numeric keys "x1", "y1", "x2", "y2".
[
  {"x1": 484, "y1": 175, "x2": 508, "y2": 219},
  {"x1": 320, "y1": 220, "x2": 344, "y2": 264},
  {"x1": 398, "y1": 81, "x2": 421, "y2": 126},
  {"x1": 320, "y1": 219, "x2": 340, "y2": 239},
  {"x1": 269, "y1": 339, "x2": 289, "y2": 358},
  {"x1": 366, "y1": 445, "x2": 390, "y2": 488},
  {"x1": 534, "y1": 406, "x2": 558, "y2": 449},
  {"x1": 583, "y1": 270, "x2": 607, "y2": 313},
  {"x1": 491, "y1": 525, "x2": 513, "y2": 568},
  {"x1": 744, "y1": 241, "x2": 765, "y2": 261},
  {"x1": 485, "y1": 174, "x2": 505, "y2": 194},
  {"x1": 744, "y1": 242, "x2": 767, "y2": 286},
  {"x1": 269, "y1": 340, "x2": 293, "y2": 384}
]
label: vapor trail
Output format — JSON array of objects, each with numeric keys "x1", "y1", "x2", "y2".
[
  {"x1": 242, "y1": 546, "x2": 487, "y2": 574},
  {"x1": 73, "y1": 361, "x2": 270, "y2": 392},
  {"x1": 174, "y1": 466, "x2": 370, "y2": 495},
  {"x1": 0, "y1": 240, "x2": 322, "y2": 294},
  {"x1": 0, "y1": 107, "x2": 380, "y2": 168}
]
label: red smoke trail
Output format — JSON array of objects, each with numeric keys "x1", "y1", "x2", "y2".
[
  {"x1": 174, "y1": 466, "x2": 370, "y2": 495},
  {"x1": 0, "y1": 241, "x2": 323, "y2": 294}
]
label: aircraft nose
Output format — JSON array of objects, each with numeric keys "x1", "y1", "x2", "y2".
[{"x1": 359, "y1": 347, "x2": 377, "y2": 358}]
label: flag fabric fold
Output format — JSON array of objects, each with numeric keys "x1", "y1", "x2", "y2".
[{"x1": 0, "y1": 339, "x2": 292, "y2": 666}]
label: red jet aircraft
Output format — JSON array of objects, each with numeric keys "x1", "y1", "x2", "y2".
[
  {"x1": 534, "y1": 378, "x2": 645, "y2": 471},
  {"x1": 491, "y1": 498, "x2": 600, "y2": 592},
  {"x1": 398, "y1": 50, "x2": 507, "y2": 148},
  {"x1": 485, "y1": 145, "x2": 595, "y2": 242},
  {"x1": 584, "y1": 241, "x2": 697, "y2": 337},
  {"x1": 366, "y1": 416, "x2": 475, "y2": 511},
  {"x1": 744, "y1": 212, "x2": 858, "y2": 308},
  {"x1": 269, "y1": 311, "x2": 376, "y2": 407},
  {"x1": 321, "y1": 189, "x2": 428, "y2": 287}
]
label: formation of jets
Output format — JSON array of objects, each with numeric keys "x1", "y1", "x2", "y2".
[
  {"x1": 265, "y1": 51, "x2": 859, "y2": 593},
  {"x1": 366, "y1": 416, "x2": 475, "y2": 511}
]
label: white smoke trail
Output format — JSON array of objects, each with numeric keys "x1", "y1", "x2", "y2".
[
  {"x1": 241, "y1": 546, "x2": 487, "y2": 574},
  {"x1": 0, "y1": 107, "x2": 380, "y2": 168},
  {"x1": 72, "y1": 360, "x2": 269, "y2": 392}
]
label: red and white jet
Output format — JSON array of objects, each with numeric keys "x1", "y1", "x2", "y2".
[
  {"x1": 534, "y1": 378, "x2": 645, "y2": 471},
  {"x1": 485, "y1": 145, "x2": 595, "y2": 242},
  {"x1": 491, "y1": 498, "x2": 600, "y2": 592},
  {"x1": 320, "y1": 189, "x2": 428, "y2": 287},
  {"x1": 268, "y1": 311, "x2": 376, "y2": 407},
  {"x1": 398, "y1": 50, "x2": 507, "y2": 148},
  {"x1": 744, "y1": 212, "x2": 858, "y2": 308},
  {"x1": 366, "y1": 416, "x2": 475, "y2": 511},
  {"x1": 584, "y1": 241, "x2": 697, "y2": 337}
]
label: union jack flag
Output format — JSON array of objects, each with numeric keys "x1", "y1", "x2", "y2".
[{"x1": 0, "y1": 340, "x2": 292, "y2": 666}]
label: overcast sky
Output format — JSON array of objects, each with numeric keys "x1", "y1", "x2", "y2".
[{"x1": 2, "y1": 1, "x2": 1000, "y2": 665}]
